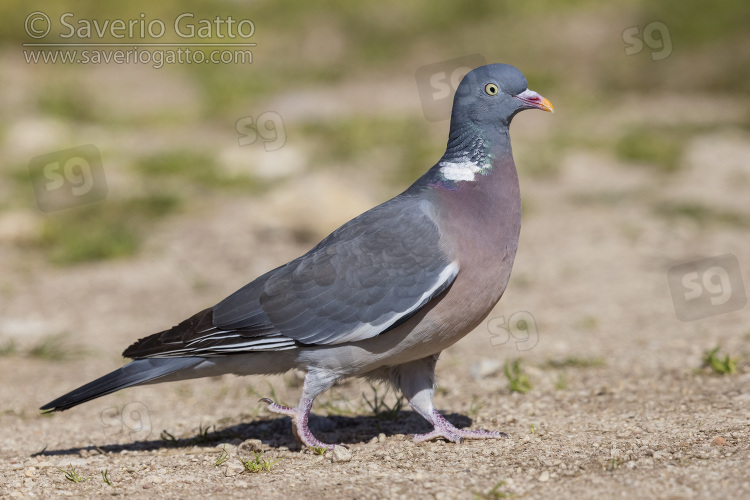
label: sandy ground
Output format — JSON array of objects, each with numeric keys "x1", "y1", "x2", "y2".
[{"x1": 2, "y1": 99, "x2": 750, "y2": 499}]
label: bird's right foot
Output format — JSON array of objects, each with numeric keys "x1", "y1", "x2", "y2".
[{"x1": 411, "y1": 409, "x2": 509, "y2": 443}]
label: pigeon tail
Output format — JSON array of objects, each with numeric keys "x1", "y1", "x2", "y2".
[{"x1": 40, "y1": 357, "x2": 204, "y2": 412}]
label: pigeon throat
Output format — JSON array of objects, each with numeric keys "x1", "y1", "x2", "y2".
[
  {"x1": 438, "y1": 157, "x2": 490, "y2": 182},
  {"x1": 437, "y1": 124, "x2": 509, "y2": 183}
]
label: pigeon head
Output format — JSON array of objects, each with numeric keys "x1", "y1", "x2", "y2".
[
  {"x1": 431, "y1": 63, "x2": 553, "y2": 186},
  {"x1": 450, "y1": 63, "x2": 553, "y2": 129}
]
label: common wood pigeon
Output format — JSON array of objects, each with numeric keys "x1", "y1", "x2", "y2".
[{"x1": 41, "y1": 63, "x2": 554, "y2": 448}]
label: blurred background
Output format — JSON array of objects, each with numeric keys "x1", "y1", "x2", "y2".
[{"x1": 0, "y1": 0, "x2": 749, "y2": 437}]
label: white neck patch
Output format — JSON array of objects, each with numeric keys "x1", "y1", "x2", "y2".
[{"x1": 439, "y1": 157, "x2": 485, "y2": 182}]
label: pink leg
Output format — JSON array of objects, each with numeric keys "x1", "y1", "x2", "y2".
[
  {"x1": 260, "y1": 397, "x2": 335, "y2": 449},
  {"x1": 259, "y1": 368, "x2": 338, "y2": 449},
  {"x1": 395, "y1": 355, "x2": 508, "y2": 444}
]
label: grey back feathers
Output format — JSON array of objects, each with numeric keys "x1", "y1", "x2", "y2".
[{"x1": 121, "y1": 195, "x2": 457, "y2": 358}]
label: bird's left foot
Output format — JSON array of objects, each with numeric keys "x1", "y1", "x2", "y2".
[
  {"x1": 259, "y1": 397, "x2": 335, "y2": 450},
  {"x1": 412, "y1": 410, "x2": 508, "y2": 443}
]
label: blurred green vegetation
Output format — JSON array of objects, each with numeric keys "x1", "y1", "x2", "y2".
[
  {"x1": 615, "y1": 127, "x2": 687, "y2": 173},
  {"x1": 38, "y1": 81, "x2": 99, "y2": 122},
  {"x1": 4, "y1": 0, "x2": 747, "y2": 96},
  {"x1": 300, "y1": 117, "x2": 437, "y2": 185},
  {"x1": 135, "y1": 150, "x2": 266, "y2": 192},
  {"x1": 27, "y1": 333, "x2": 85, "y2": 361},
  {"x1": 2, "y1": 0, "x2": 748, "y2": 265},
  {"x1": 654, "y1": 202, "x2": 750, "y2": 228},
  {"x1": 37, "y1": 194, "x2": 181, "y2": 264}
]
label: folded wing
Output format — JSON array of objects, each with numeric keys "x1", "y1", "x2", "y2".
[{"x1": 123, "y1": 197, "x2": 457, "y2": 358}]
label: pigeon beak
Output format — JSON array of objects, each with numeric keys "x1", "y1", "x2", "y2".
[{"x1": 514, "y1": 89, "x2": 554, "y2": 113}]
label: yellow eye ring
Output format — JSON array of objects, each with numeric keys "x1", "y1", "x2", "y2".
[{"x1": 485, "y1": 83, "x2": 499, "y2": 95}]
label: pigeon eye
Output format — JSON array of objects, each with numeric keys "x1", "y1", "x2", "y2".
[{"x1": 485, "y1": 83, "x2": 499, "y2": 96}]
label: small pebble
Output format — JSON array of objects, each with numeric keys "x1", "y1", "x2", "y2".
[
  {"x1": 238, "y1": 439, "x2": 264, "y2": 454},
  {"x1": 332, "y1": 446, "x2": 352, "y2": 463},
  {"x1": 471, "y1": 359, "x2": 502, "y2": 379},
  {"x1": 224, "y1": 462, "x2": 244, "y2": 477},
  {"x1": 538, "y1": 471, "x2": 550, "y2": 482},
  {"x1": 711, "y1": 436, "x2": 727, "y2": 446}
]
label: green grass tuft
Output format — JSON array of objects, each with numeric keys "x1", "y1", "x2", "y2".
[
  {"x1": 310, "y1": 445, "x2": 328, "y2": 455},
  {"x1": 57, "y1": 464, "x2": 88, "y2": 483},
  {"x1": 193, "y1": 423, "x2": 215, "y2": 445},
  {"x1": 702, "y1": 346, "x2": 737, "y2": 375},
  {"x1": 239, "y1": 451, "x2": 279, "y2": 473},
  {"x1": 504, "y1": 359, "x2": 531, "y2": 394},
  {"x1": 101, "y1": 468, "x2": 114, "y2": 487},
  {"x1": 363, "y1": 383, "x2": 404, "y2": 421},
  {"x1": 214, "y1": 445, "x2": 230, "y2": 467},
  {"x1": 160, "y1": 430, "x2": 179, "y2": 446}
]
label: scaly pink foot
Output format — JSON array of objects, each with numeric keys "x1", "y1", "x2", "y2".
[
  {"x1": 260, "y1": 397, "x2": 335, "y2": 450},
  {"x1": 412, "y1": 410, "x2": 508, "y2": 443}
]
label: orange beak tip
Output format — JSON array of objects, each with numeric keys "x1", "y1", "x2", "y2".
[{"x1": 540, "y1": 97, "x2": 554, "y2": 113}]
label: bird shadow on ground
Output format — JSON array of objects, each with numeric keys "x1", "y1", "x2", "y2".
[{"x1": 35, "y1": 410, "x2": 477, "y2": 457}]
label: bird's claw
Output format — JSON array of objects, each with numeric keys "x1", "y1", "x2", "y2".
[
  {"x1": 412, "y1": 427, "x2": 508, "y2": 443},
  {"x1": 259, "y1": 397, "x2": 296, "y2": 417},
  {"x1": 411, "y1": 429, "x2": 464, "y2": 443},
  {"x1": 411, "y1": 410, "x2": 508, "y2": 443}
]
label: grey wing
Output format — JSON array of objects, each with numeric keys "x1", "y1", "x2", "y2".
[{"x1": 212, "y1": 197, "x2": 458, "y2": 346}]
